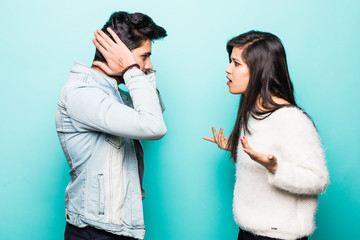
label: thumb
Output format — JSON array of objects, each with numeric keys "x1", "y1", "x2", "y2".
[
  {"x1": 93, "y1": 61, "x2": 112, "y2": 74},
  {"x1": 268, "y1": 154, "x2": 277, "y2": 162}
]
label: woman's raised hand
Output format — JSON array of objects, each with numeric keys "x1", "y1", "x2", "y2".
[
  {"x1": 203, "y1": 127, "x2": 229, "y2": 151},
  {"x1": 240, "y1": 136, "x2": 278, "y2": 174},
  {"x1": 92, "y1": 27, "x2": 136, "y2": 76}
]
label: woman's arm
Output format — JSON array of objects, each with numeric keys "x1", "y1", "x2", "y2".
[
  {"x1": 240, "y1": 136, "x2": 278, "y2": 174},
  {"x1": 242, "y1": 108, "x2": 329, "y2": 195}
]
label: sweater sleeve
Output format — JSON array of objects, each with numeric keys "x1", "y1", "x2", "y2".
[{"x1": 267, "y1": 108, "x2": 329, "y2": 195}]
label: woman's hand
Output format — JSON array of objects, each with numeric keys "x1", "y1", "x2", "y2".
[
  {"x1": 92, "y1": 27, "x2": 136, "y2": 76},
  {"x1": 203, "y1": 127, "x2": 229, "y2": 151},
  {"x1": 240, "y1": 136, "x2": 277, "y2": 174}
]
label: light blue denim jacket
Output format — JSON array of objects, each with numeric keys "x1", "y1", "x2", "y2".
[{"x1": 55, "y1": 63, "x2": 166, "y2": 239}]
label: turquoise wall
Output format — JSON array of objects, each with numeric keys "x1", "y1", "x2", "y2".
[{"x1": 1, "y1": 0, "x2": 359, "y2": 239}]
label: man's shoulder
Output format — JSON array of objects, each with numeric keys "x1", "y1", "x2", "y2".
[
  {"x1": 64, "y1": 69, "x2": 110, "y2": 93},
  {"x1": 59, "y1": 73, "x2": 111, "y2": 106}
]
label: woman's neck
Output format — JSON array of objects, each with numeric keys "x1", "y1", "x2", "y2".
[{"x1": 256, "y1": 95, "x2": 290, "y2": 112}]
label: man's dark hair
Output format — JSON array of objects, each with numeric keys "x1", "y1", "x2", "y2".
[{"x1": 94, "y1": 11, "x2": 167, "y2": 62}]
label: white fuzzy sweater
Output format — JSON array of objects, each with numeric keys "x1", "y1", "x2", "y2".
[{"x1": 233, "y1": 107, "x2": 329, "y2": 240}]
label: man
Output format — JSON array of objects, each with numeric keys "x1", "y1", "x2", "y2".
[{"x1": 55, "y1": 11, "x2": 167, "y2": 240}]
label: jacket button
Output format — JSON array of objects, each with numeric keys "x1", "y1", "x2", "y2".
[{"x1": 66, "y1": 214, "x2": 70, "y2": 220}]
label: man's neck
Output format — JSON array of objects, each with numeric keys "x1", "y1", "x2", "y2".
[{"x1": 91, "y1": 65, "x2": 124, "y2": 85}]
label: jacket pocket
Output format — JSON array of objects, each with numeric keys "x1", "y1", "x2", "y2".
[
  {"x1": 105, "y1": 134, "x2": 123, "y2": 149},
  {"x1": 97, "y1": 174, "x2": 105, "y2": 215}
]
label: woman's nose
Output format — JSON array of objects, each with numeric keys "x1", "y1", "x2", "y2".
[{"x1": 225, "y1": 64, "x2": 232, "y2": 74}]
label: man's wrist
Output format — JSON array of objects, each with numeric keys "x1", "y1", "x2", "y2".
[{"x1": 121, "y1": 63, "x2": 140, "y2": 76}]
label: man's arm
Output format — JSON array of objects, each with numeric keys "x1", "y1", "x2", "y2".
[
  {"x1": 67, "y1": 68, "x2": 166, "y2": 140},
  {"x1": 67, "y1": 28, "x2": 166, "y2": 140}
]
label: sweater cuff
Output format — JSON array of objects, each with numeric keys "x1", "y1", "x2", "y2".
[
  {"x1": 123, "y1": 68, "x2": 145, "y2": 84},
  {"x1": 268, "y1": 160, "x2": 292, "y2": 187}
]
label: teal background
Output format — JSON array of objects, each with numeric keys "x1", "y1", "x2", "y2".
[{"x1": 1, "y1": 0, "x2": 359, "y2": 239}]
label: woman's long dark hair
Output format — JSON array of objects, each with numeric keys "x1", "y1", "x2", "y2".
[{"x1": 227, "y1": 31, "x2": 298, "y2": 162}]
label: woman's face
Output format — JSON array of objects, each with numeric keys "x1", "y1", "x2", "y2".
[{"x1": 225, "y1": 47, "x2": 250, "y2": 94}]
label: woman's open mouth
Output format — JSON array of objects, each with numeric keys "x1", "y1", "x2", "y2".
[{"x1": 227, "y1": 77, "x2": 232, "y2": 85}]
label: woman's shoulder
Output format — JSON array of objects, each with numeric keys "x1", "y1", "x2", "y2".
[
  {"x1": 268, "y1": 106, "x2": 316, "y2": 130},
  {"x1": 271, "y1": 105, "x2": 306, "y2": 117}
]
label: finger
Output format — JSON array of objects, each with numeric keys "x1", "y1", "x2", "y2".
[
  {"x1": 240, "y1": 136, "x2": 252, "y2": 150},
  {"x1": 242, "y1": 147, "x2": 256, "y2": 156},
  {"x1": 107, "y1": 27, "x2": 125, "y2": 46},
  {"x1": 243, "y1": 148, "x2": 261, "y2": 161},
  {"x1": 96, "y1": 29, "x2": 115, "y2": 48},
  {"x1": 243, "y1": 148, "x2": 250, "y2": 154},
  {"x1": 243, "y1": 148, "x2": 257, "y2": 160},
  {"x1": 92, "y1": 61, "x2": 112, "y2": 74},
  {"x1": 212, "y1": 127, "x2": 218, "y2": 142},
  {"x1": 203, "y1": 137, "x2": 216, "y2": 143},
  {"x1": 97, "y1": 28, "x2": 116, "y2": 47},
  {"x1": 221, "y1": 129, "x2": 227, "y2": 149},
  {"x1": 220, "y1": 128, "x2": 225, "y2": 144},
  {"x1": 92, "y1": 38, "x2": 109, "y2": 56},
  {"x1": 94, "y1": 31, "x2": 111, "y2": 51},
  {"x1": 240, "y1": 137, "x2": 245, "y2": 148}
]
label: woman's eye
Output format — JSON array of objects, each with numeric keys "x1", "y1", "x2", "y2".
[{"x1": 234, "y1": 62, "x2": 240, "y2": 66}]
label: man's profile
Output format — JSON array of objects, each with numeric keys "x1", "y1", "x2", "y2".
[{"x1": 55, "y1": 11, "x2": 167, "y2": 240}]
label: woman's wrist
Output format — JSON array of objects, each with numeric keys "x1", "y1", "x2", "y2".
[{"x1": 267, "y1": 162, "x2": 278, "y2": 174}]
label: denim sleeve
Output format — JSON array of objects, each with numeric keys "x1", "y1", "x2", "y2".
[{"x1": 66, "y1": 68, "x2": 167, "y2": 140}]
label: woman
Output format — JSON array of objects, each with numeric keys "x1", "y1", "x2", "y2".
[{"x1": 203, "y1": 31, "x2": 329, "y2": 240}]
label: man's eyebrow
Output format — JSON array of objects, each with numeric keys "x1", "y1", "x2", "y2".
[{"x1": 142, "y1": 51, "x2": 152, "y2": 56}]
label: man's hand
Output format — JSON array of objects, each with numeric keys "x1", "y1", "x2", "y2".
[
  {"x1": 203, "y1": 127, "x2": 229, "y2": 151},
  {"x1": 92, "y1": 27, "x2": 136, "y2": 76},
  {"x1": 240, "y1": 136, "x2": 278, "y2": 174}
]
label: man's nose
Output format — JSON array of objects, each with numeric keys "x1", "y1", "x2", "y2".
[{"x1": 145, "y1": 59, "x2": 153, "y2": 70}]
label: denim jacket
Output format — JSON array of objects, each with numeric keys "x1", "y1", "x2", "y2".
[{"x1": 55, "y1": 63, "x2": 166, "y2": 239}]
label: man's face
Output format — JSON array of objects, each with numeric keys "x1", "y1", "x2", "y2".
[{"x1": 131, "y1": 40, "x2": 153, "y2": 72}]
